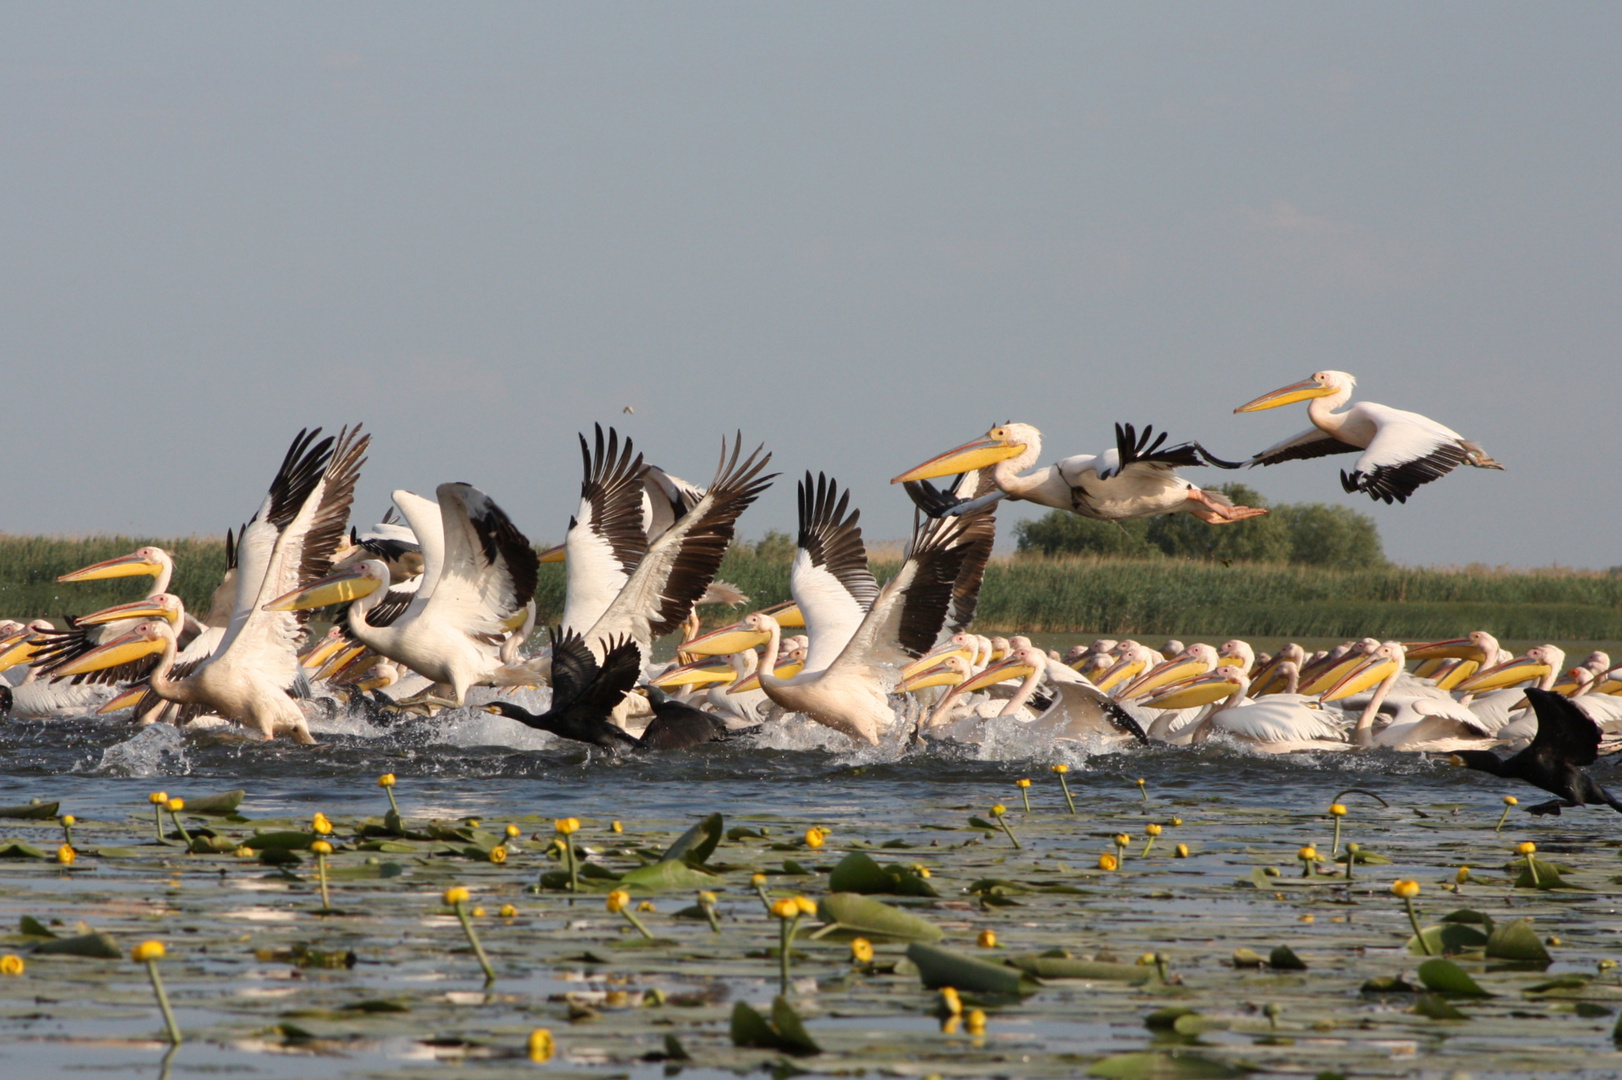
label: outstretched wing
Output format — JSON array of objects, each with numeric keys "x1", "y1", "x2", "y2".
[
  {"x1": 547, "y1": 628, "x2": 600, "y2": 708},
  {"x1": 1247, "y1": 427, "x2": 1361, "y2": 468},
  {"x1": 1341, "y1": 407, "x2": 1470, "y2": 504},
  {"x1": 560, "y1": 425, "x2": 648, "y2": 633},
  {"x1": 1527, "y1": 687, "x2": 1601, "y2": 767},
  {"x1": 794, "y1": 472, "x2": 880, "y2": 673},
  {"x1": 419, "y1": 483, "x2": 539, "y2": 644},
  {"x1": 574, "y1": 635, "x2": 642, "y2": 717}
]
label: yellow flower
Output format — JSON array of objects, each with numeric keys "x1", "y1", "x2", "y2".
[
  {"x1": 472, "y1": 907, "x2": 486, "y2": 918},
  {"x1": 940, "y1": 986, "x2": 962, "y2": 1016},
  {"x1": 234, "y1": 846, "x2": 254, "y2": 858},
  {"x1": 698, "y1": 891, "x2": 718, "y2": 906},
  {"x1": 793, "y1": 895, "x2": 817, "y2": 916},
  {"x1": 1174, "y1": 843, "x2": 1190, "y2": 858},
  {"x1": 1517, "y1": 841, "x2": 1536, "y2": 855},
  {"x1": 1051, "y1": 763, "x2": 1068, "y2": 774},
  {"x1": 377, "y1": 773, "x2": 396, "y2": 788},
  {"x1": 751, "y1": 872, "x2": 768, "y2": 888},
  {"x1": 165, "y1": 797, "x2": 184, "y2": 813},
  {"x1": 1298, "y1": 846, "x2": 1318, "y2": 861},
  {"x1": 61, "y1": 815, "x2": 76, "y2": 827},
  {"x1": 444, "y1": 886, "x2": 471, "y2": 906},
  {"x1": 0, "y1": 954, "x2": 23, "y2": 976},
  {"x1": 1114, "y1": 833, "x2": 1130, "y2": 847},
  {"x1": 311, "y1": 840, "x2": 333, "y2": 856},
  {"x1": 1146, "y1": 823, "x2": 1163, "y2": 837},
  {"x1": 804, "y1": 827, "x2": 825, "y2": 849},
  {"x1": 499, "y1": 904, "x2": 518, "y2": 918},
  {"x1": 488, "y1": 845, "x2": 508, "y2": 864},
  {"x1": 505, "y1": 824, "x2": 521, "y2": 838},
  {"x1": 1456, "y1": 866, "x2": 1470, "y2": 883},
  {"x1": 991, "y1": 804, "x2": 1008, "y2": 817},
  {"x1": 1391, "y1": 880, "x2": 1420, "y2": 899},
  {"x1": 149, "y1": 791, "x2": 168, "y2": 805},
  {"x1": 977, "y1": 929, "x2": 997, "y2": 948},
  {"x1": 1015, "y1": 778, "x2": 1031, "y2": 789},
  {"x1": 131, "y1": 940, "x2": 166, "y2": 963},
  {"x1": 637, "y1": 901, "x2": 657, "y2": 913},
  {"x1": 1503, "y1": 795, "x2": 1518, "y2": 806},
  {"x1": 965, "y1": 1008, "x2": 986, "y2": 1035},
  {"x1": 555, "y1": 818, "x2": 580, "y2": 836},
  {"x1": 850, "y1": 938, "x2": 874, "y2": 963},
  {"x1": 1328, "y1": 803, "x2": 1347, "y2": 817},
  {"x1": 527, "y1": 1028, "x2": 554, "y2": 1062},
  {"x1": 610, "y1": 821, "x2": 623, "y2": 833},
  {"x1": 312, "y1": 813, "x2": 333, "y2": 836},
  {"x1": 56, "y1": 844, "x2": 75, "y2": 865},
  {"x1": 1098, "y1": 853, "x2": 1118, "y2": 871},
  {"x1": 606, "y1": 889, "x2": 631, "y2": 914},
  {"x1": 911, "y1": 864, "x2": 931, "y2": 878},
  {"x1": 1169, "y1": 817, "x2": 1183, "y2": 826},
  {"x1": 770, "y1": 897, "x2": 801, "y2": 920}
]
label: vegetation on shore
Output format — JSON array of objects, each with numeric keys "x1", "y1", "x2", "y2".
[{"x1": 5, "y1": 533, "x2": 1619, "y2": 644}]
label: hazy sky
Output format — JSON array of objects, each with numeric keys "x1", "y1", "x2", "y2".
[{"x1": 5, "y1": 5, "x2": 1619, "y2": 568}]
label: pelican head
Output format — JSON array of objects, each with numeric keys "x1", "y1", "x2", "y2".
[
  {"x1": 263, "y1": 560, "x2": 388, "y2": 612},
  {"x1": 890, "y1": 422, "x2": 1039, "y2": 484},
  {"x1": 1234, "y1": 371, "x2": 1356, "y2": 413},
  {"x1": 1142, "y1": 665, "x2": 1247, "y2": 710},
  {"x1": 57, "y1": 546, "x2": 170, "y2": 583},
  {"x1": 1455, "y1": 644, "x2": 1564, "y2": 694},
  {"x1": 75, "y1": 592, "x2": 186, "y2": 628},
  {"x1": 53, "y1": 620, "x2": 172, "y2": 677},
  {"x1": 899, "y1": 654, "x2": 973, "y2": 693},
  {"x1": 1319, "y1": 641, "x2": 1406, "y2": 703}
]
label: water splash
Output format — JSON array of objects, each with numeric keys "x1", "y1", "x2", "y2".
[{"x1": 95, "y1": 723, "x2": 189, "y2": 777}]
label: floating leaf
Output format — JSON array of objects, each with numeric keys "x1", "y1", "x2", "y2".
[
  {"x1": 340, "y1": 999, "x2": 410, "y2": 1013},
  {"x1": 1008, "y1": 955, "x2": 1152, "y2": 983},
  {"x1": 1361, "y1": 975, "x2": 1416, "y2": 993},
  {"x1": 815, "y1": 894, "x2": 942, "y2": 943},
  {"x1": 244, "y1": 831, "x2": 315, "y2": 851},
  {"x1": 617, "y1": 859, "x2": 722, "y2": 892},
  {"x1": 33, "y1": 931, "x2": 120, "y2": 958},
  {"x1": 780, "y1": 859, "x2": 816, "y2": 875},
  {"x1": 1406, "y1": 923, "x2": 1488, "y2": 956},
  {"x1": 1144, "y1": 1006, "x2": 1200, "y2": 1030},
  {"x1": 1484, "y1": 917, "x2": 1552, "y2": 963},
  {"x1": 1267, "y1": 945, "x2": 1306, "y2": 970},
  {"x1": 904, "y1": 942, "x2": 1037, "y2": 996},
  {"x1": 827, "y1": 851, "x2": 939, "y2": 897},
  {"x1": 17, "y1": 916, "x2": 54, "y2": 937},
  {"x1": 661, "y1": 813, "x2": 723, "y2": 866},
  {"x1": 1416, "y1": 958, "x2": 1491, "y2": 997},
  {"x1": 1087, "y1": 1051, "x2": 1252, "y2": 1078},
  {"x1": 0, "y1": 801, "x2": 59, "y2": 820},
  {"x1": 183, "y1": 789, "x2": 245, "y2": 815},
  {"x1": 730, "y1": 997, "x2": 820, "y2": 1056},
  {"x1": 968, "y1": 878, "x2": 1086, "y2": 896},
  {"x1": 1412, "y1": 993, "x2": 1470, "y2": 1020},
  {"x1": 1231, "y1": 949, "x2": 1264, "y2": 968},
  {"x1": 0, "y1": 842, "x2": 47, "y2": 859},
  {"x1": 1439, "y1": 908, "x2": 1493, "y2": 929}
]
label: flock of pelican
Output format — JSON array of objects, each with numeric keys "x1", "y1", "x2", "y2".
[{"x1": 0, "y1": 371, "x2": 1553, "y2": 766}]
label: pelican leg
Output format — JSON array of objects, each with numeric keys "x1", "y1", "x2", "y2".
[{"x1": 1185, "y1": 488, "x2": 1269, "y2": 525}]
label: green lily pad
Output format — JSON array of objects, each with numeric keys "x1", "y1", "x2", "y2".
[
  {"x1": 1416, "y1": 958, "x2": 1491, "y2": 996},
  {"x1": 0, "y1": 801, "x2": 60, "y2": 820},
  {"x1": 968, "y1": 877, "x2": 1086, "y2": 896},
  {"x1": 1484, "y1": 917, "x2": 1552, "y2": 963},
  {"x1": 183, "y1": 789, "x2": 246, "y2": 815},
  {"x1": 781, "y1": 859, "x2": 816, "y2": 875},
  {"x1": 18, "y1": 916, "x2": 54, "y2": 937},
  {"x1": 661, "y1": 813, "x2": 723, "y2": 866},
  {"x1": 1267, "y1": 945, "x2": 1306, "y2": 970},
  {"x1": 0, "y1": 842, "x2": 47, "y2": 859},
  {"x1": 815, "y1": 893, "x2": 942, "y2": 943},
  {"x1": 729, "y1": 996, "x2": 820, "y2": 1056},
  {"x1": 1412, "y1": 993, "x2": 1470, "y2": 1020},
  {"x1": 1008, "y1": 955, "x2": 1152, "y2": 983},
  {"x1": 905, "y1": 942, "x2": 1038, "y2": 996},
  {"x1": 1439, "y1": 908, "x2": 1493, "y2": 928},
  {"x1": 1088, "y1": 1051, "x2": 1252, "y2": 1078},
  {"x1": 827, "y1": 851, "x2": 939, "y2": 897},
  {"x1": 244, "y1": 831, "x2": 316, "y2": 851},
  {"x1": 33, "y1": 931, "x2": 121, "y2": 958},
  {"x1": 1406, "y1": 922, "x2": 1489, "y2": 956},
  {"x1": 617, "y1": 859, "x2": 722, "y2": 892}
]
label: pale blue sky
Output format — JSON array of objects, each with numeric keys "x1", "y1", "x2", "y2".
[{"x1": 4, "y1": 5, "x2": 1619, "y2": 567}]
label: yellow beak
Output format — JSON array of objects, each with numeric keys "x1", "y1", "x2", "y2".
[
  {"x1": 1455, "y1": 655, "x2": 1552, "y2": 694},
  {"x1": 653, "y1": 662, "x2": 737, "y2": 689},
  {"x1": 0, "y1": 632, "x2": 45, "y2": 672},
  {"x1": 538, "y1": 543, "x2": 566, "y2": 564},
  {"x1": 56, "y1": 551, "x2": 164, "y2": 583},
  {"x1": 97, "y1": 684, "x2": 153, "y2": 714},
  {"x1": 1118, "y1": 656, "x2": 1209, "y2": 701},
  {"x1": 899, "y1": 661, "x2": 967, "y2": 693},
  {"x1": 901, "y1": 644, "x2": 971, "y2": 681},
  {"x1": 679, "y1": 623, "x2": 772, "y2": 657},
  {"x1": 1403, "y1": 638, "x2": 1482, "y2": 662},
  {"x1": 264, "y1": 565, "x2": 383, "y2": 612},
  {"x1": 727, "y1": 658, "x2": 803, "y2": 694},
  {"x1": 300, "y1": 634, "x2": 351, "y2": 671},
  {"x1": 1095, "y1": 656, "x2": 1145, "y2": 695},
  {"x1": 757, "y1": 601, "x2": 805, "y2": 628},
  {"x1": 1142, "y1": 672, "x2": 1240, "y2": 710},
  {"x1": 53, "y1": 626, "x2": 167, "y2": 677},
  {"x1": 1299, "y1": 653, "x2": 1372, "y2": 696},
  {"x1": 74, "y1": 598, "x2": 179, "y2": 627},
  {"x1": 957, "y1": 659, "x2": 1036, "y2": 696},
  {"x1": 1233, "y1": 378, "x2": 1337, "y2": 414},
  {"x1": 314, "y1": 644, "x2": 369, "y2": 683},
  {"x1": 1319, "y1": 656, "x2": 1399, "y2": 703},
  {"x1": 890, "y1": 435, "x2": 1024, "y2": 484},
  {"x1": 1433, "y1": 659, "x2": 1481, "y2": 692}
]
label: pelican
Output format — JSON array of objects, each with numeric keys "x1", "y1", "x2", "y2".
[
  {"x1": 958, "y1": 645, "x2": 1147, "y2": 743},
  {"x1": 892, "y1": 422, "x2": 1263, "y2": 524},
  {"x1": 55, "y1": 426, "x2": 369, "y2": 742},
  {"x1": 1235, "y1": 371, "x2": 1504, "y2": 504},
  {"x1": 1145, "y1": 666, "x2": 1346, "y2": 752},
  {"x1": 1322, "y1": 642, "x2": 1497, "y2": 751},
  {"x1": 736, "y1": 475, "x2": 990, "y2": 745},
  {"x1": 265, "y1": 482, "x2": 538, "y2": 709}
]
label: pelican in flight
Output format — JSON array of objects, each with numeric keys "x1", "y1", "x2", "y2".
[
  {"x1": 1235, "y1": 370, "x2": 1503, "y2": 504},
  {"x1": 892, "y1": 422, "x2": 1264, "y2": 525},
  {"x1": 265, "y1": 482, "x2": 539, "y2": 709},
  {"x1": 736, "y1": 473, "x2": 989, "y2": 745},
  {"x1": 56, "y1": 426, "x2": 369, "y2": 742}
]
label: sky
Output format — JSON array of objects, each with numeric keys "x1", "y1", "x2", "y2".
[{"x1": 4, "y1": 5, "x2": 1620, "y2": 568}]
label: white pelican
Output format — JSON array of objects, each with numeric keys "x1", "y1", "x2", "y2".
[
  {"x1": 1235, "y1": 371, "x2": 1504, "y2": 504},
  {"x1": 958, "y1": 645, "x2": 1147, "y2": 744},
  {"x1": 892, "y1": 422, "x2": 1264, "y2": 524},
  {"x1": 1322, "y1": 642, "x2": 1497, "y2": 751},
  {"x1": 737, "y1": 475, "x2": 990, "y2": 745},
  {"x1": 265, "y1": 482, "x2": 539, "y2": 709},
  {"x1": 56, "y1": 426, "x2": 370, "y2": 742},
  {"x1": 1144, "y1": 666, "x2": 1347, "y2": 752}
]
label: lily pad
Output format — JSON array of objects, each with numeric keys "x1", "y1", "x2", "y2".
[
  {"x1": 1484, "y1": 917, "x2": 1552, "y2": 963},
  {"x1": 617, "y1": 859, "x2": 722, "y2": 892},
  {"x1": 661, "y1": 813, "x2": 723, "y2": 867},
  {"x1": 0, "y1": 801, "x2": 60, "y2": 820},
  {"x1": 0, "y1": 842, "x2": 47, "y2": 859},
  {"x1": 827, "y1": 851, "x2": 940, "y2": 897},
  {"x1": 815, "y1": 893, "x2": 942, "y2": 943},
  {"x1": 730, "y1": 996, "x2": 820, "y2": 1056},
  {"x1": 905, "y1": 942, "x2": 1038, "y2": 996},
  {"x1": 1088, "y1": 1051, "x2": 1252, "y2": 1078},
  {"x1": 33, "y1": 931, "x2": 121, "y2": 958},
  {"x1": 18, "y1": 916, "x2": 54, "y2": 937},
  {"x1": 1413, "y1": 993, "x2": 1470, "y2": 1020},
  {"x1": 1416, "y1": 958, "x2": 1491, "y2": 997},
  {"x1": 183, "y1": 789, "x2": 246, "y2": 815},
  {"x1": 1406, "y1": 922, "x2": 1489, "y2": 956},
  {"x1": 244, "y1": 831, "x2": 315, "y2": 851},
  {"x1": 1267, "y1": 945, "x2": 1306, "y2": 970},
  {"x1": 1009, "y1": 955, "x2": 1152, "y2": 983}
]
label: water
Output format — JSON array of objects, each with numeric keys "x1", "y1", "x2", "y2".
[{"x1": 4, "y1": 706, "x2": 1622, "y2": 1079}]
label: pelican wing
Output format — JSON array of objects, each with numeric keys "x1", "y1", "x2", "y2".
[
  {"x1": 827, "y1": 509, "x2": 983, "y2": 678},
  {"x1": 419, "y1": 483, "x2": 539, "y2": 644},
  {"x1": 1211, "y1": 699, "x2": 1345, "y2": 742},
  {"x1": 1043, "y1": 664, "x2": 1148, "y2": 741},
  {"x1": 1341, "y1": 404, "x2": 1470, "y2": 504},
  {"x1": 392, "y1": 489, "x2": 446, "y2": 619},
  {"x1": 942, "y1": 469, "x2": 996, "y2": 634},
  {"x1": 1101, "y1": 423, "x2": 1245, "y2": 478},
  {"x1": 219, "y1": 429, "x2": 340, "y2": 659},
  {"x1": 640, "y1": 464, "x2": 704, "y2": 541},
  {"x1": 561, "y1": 425, "x2": 648, "y2": 633},
  {"x1": 220, "y1": 425, "x2": 369, "y2": 683},
  {"x1": 794, "y1": 472, "x2": 880, "y2": 673},
  {"x1": 586, "y1": 433, "x2": 775, "y2": 660},
  {"x1": 1247, "y1": 426, "x2": 1361, "y2": 467}
]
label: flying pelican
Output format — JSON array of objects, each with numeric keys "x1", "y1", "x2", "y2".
[
  {"x1": 892, "y1": 422, "x2": 1264, "y2": 524},
  {"x1": 1235, "y1": 371, "x2": 1504, "y2": 504},
  {"x1": 56, "y1": 426, "x2": 369, "y2": 742},
  {"x1": 736, "y1": 475, "x2": 990, "y2": 745},
  {"x1": 265, "y1": 482, "x2": 538, "y2": 709}
]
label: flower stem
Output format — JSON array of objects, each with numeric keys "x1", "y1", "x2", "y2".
[
  {"x1": 146, "y1": 960, "x2": 182, "y2": 1045},
  {"x1": 1494, "y1": 804, "x2": 1511, "y2": 832},
  {"x1": 1526, "y1": 853, "x2": 1540, "y2": 887},
  {"x1": 153, "y1": 805, "x2": 169, "y2": 845},
  {"x1": 1019, "y1": 788, "x2": 1031, "y2": 813},
  {"x1": 384, "y1": 787, "x2": 401, "y2": 817},
  {"x1": 316, "y1": 853, "x2": 331, "y2": 911},
  {"x1": 454, "y1": 901, "x2": 497, "y2": 982},
  {"x1": 167, "y1": 811, "x2": 193, "y2": 848},
  {"x1": 1405, "y1": 897, "x2": 1432, "y2": 955},
  {"x1": 620, "y1": 909, "x2": 655, "y2": 940},
  {"x1": 994, "y1": 814, "x2": 1021, "y2": 850},
  {"x1": 1331, "y1": 816, "x2": 1342, "y2": 857},
  {"x1": 564, "y1": 836, "x2": 578, "y2": 893},
  {"x1": 1057, "y1": 774, "x2": 1076, "y2": 815}
]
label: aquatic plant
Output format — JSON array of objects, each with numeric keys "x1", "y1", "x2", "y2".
[
  {"x1": 1051, "y1": 763, "x2": 1076, "y2": 814},
  {"x1": 443, "y1": 886, "x2": 496, "y2": 982},
  {"x1": 132, "y1": 940, "x2": 180, "y2": 1045}
]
